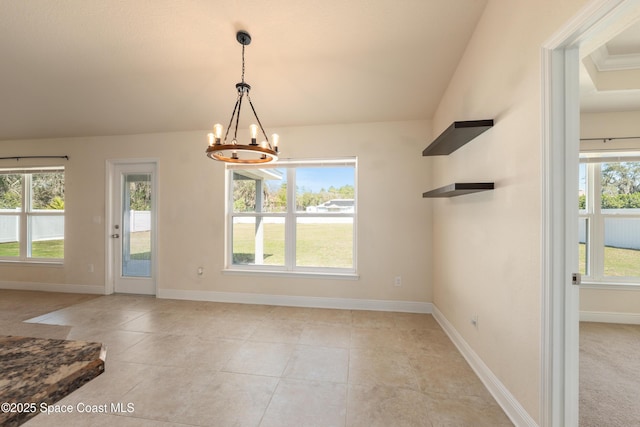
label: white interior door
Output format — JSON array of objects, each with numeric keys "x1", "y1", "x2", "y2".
[{"x1": 111, "y1": 162, "x2": 157, "y2": 295}]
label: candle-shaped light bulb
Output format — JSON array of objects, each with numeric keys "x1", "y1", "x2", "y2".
[
  {"x1": 271, "y1": 133, "x2": 279, "y2": 152},
  {"x1": 261, "y1": 140, "x2": 267, "y2": 148},
  {"x1": 207, "y1": 133, "x2": 214, "y2": 146},
  {"x1": 213, "y1": 123, "x2": 223, "y2": 144},
  {"x1": 250, "y1": 124, "x2": 258, "y2": 145}
]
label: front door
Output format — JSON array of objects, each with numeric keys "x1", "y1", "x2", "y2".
[{"x1": 111, "y1": 162, "x2": 156, "y2": 295}]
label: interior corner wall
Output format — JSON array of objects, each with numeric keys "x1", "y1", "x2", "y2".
[
  {"x1": 0, "y1": 120, "x2": 433, "y2": 306},
  {"x1": 580, "y1": 110, "x2": 640, "y2": 320},
  {"x1": 429, "y1": 0, "x2": 589, "y2": 422}
]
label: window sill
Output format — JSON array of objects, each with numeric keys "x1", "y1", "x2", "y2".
[
  {"x1": 222, "y1": 268, "x2": 359, "y2": 281},
  {"x1": 0, "y1": 260, "x2": 64, "y2": 268}
]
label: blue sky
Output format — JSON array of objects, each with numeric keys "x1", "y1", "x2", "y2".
[
  {"x1": 296, "y1": 167, "x2": 354, "y2": 192},
  {"x1": 269, "y1": 167, "x2": 355, "y2": 193},
  {"x1": 264, "y1": 166, "x2": 355, "y2": 193}
]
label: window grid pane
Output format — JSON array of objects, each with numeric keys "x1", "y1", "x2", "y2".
[
  {"x1": 31, "y1": 172, "x2": 65, "y2": 210},
  {"x1": 29, "y1": 214, "x2": 64, "y2": 259},
  {"x1": 0, "y1": 215, "x2": 20, "y2": 257},
  {"x1": 295, "y1": 217, "x2": 353, "y2": 268},
  {"x1": 0, "y1": 174, "x2": 22, "y2": 211},
  {"x1": 600, "y1": 161, "x2": 640, "y2": 211},
  {"x1": 232, "y1": 216, "x2": 285, "y2": 266},
  {"x1": 603, "y1": 217, "x2": 640, "y2": 277}
]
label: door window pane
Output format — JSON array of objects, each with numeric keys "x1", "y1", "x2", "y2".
[
  {"x1": 603, "y1": 217, "x2": 640, "y2": 277},
  {"x1": 122, "y1": 174, "x2": 151, "y2": 277},
  {"x1": 296, "y1": 217, "x2": 353, "y2": 268}
]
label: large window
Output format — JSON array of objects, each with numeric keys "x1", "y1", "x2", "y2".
[
  {"x1": 227, "y1": 159, "x2": 356, "y2": 274},
  {"x1": 579, "y1": 158, "x2": 640, "y2": 282},
  {"x1": 0, "y1": 168, "x2": 65, "y2": 261}
]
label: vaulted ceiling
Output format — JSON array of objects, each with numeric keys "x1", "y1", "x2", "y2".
[{"x1": 0, "y1": 0, "x2": 488, "y2": 141}]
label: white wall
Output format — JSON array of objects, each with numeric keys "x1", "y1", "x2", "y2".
[
  {"x1": 430, "y1": 0, "x2": 589, "y2": 422},
  {"x1": 580, "y1": 110, "x2": 640, "y2": 319},
  {"x1": 0, "y1": 120, "x2": 433, "y2": 305}
]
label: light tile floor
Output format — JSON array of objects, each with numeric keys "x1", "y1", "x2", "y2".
[{"x1": 1, "y1": 291, "x2": 512, "y2": 426}]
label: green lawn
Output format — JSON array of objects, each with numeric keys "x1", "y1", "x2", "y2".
[
  {"x1": 233, "y1": 222, "x2": 353, "y2": 268},
  {"x1": 128, "y1": 231, "x2": 151, "y2": 260},
  {"x1": 0, "y1": 240, "x2": 64, "y2": 258},
  {"x1": 2, "y1": 232, "x2": 636, "y2": 277},
  {"x1": 0, "y1": 231, "x2": 150, "y2": 260},
  {"x1": 579, "y1": 243, "x2": 640, "y2": 277}
]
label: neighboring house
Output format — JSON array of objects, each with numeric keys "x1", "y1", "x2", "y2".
[{"x1": 306, "y1": 199, "x2": 354, "y2": 213}]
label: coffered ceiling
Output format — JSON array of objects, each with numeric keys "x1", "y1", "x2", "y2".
[
  {"x1": 581, "y1": 19, "x2": 640, "y2": 113},
  {"x1": 0, "y1": 0, "x2": 488, "y2": 141}
]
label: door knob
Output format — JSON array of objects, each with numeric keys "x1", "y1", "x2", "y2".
[{"x1": 111, "y1": 234, "x2": 120, "y2": 238}]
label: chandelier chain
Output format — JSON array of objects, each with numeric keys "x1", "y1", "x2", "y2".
[
  {"x1": 241, "y1": 44, "x2": 245, "y2": 84},
  {"x1": 247, "y1": 93, "x2": 270, "y2": 146}
]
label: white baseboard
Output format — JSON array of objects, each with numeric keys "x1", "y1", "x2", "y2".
[
  {"x1": 0, "y1": 281, "x2": 106, "y2": 295},
  {"x1": 157, "y1": 289, "x2": 432, "y2": 313},
  {"x1": 580, "y1": 310, "x2": 640, "y2": 325},
  {"x1": 432, "y1": 306, "x2": 537, "y2": 427}
]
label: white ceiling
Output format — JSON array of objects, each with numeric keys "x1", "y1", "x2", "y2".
[
  {"x1": 581, "y1": 19, "x2": 640, "y2": 113},
  {"x1": 0, "y1": 0, "x2": 488, "y2": 141}
]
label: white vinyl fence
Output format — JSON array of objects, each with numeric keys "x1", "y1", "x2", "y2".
[
  {"x1": 0, "y1": 214, "x2": 64, "y2": 243},
  {"x1": 128, "y1": 210, "x2": 151, "y2": 232},
  {"x1": 579, "y1": 216, "x2": 640, "y2": 250},
  {"x1": 0, "y1": 210, "x2": 150, "y2": 244}
]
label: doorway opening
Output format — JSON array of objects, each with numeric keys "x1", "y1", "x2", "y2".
[{"x1": 542, "y1": 0, "x2": 640, "y2": 425}]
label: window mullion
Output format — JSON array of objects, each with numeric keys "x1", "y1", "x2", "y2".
[
  {"x1": 590, "y1": 163, "x2": 605, "y2": 280},
  {"x1": 285, "y1": 168, "x2": 296, "y2": 270},
  {"x1": 22, "y1": 174, "x2": 31, "y2": 259},
  {"x1": 227, "y1": 170, "x2": 235, "y2": 268}
]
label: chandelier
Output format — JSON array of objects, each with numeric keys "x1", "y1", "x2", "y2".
[{"x1": 206, "y1": 31, "x2": 279, "y2": 164}]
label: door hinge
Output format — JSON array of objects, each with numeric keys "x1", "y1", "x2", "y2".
[{"x1": 571, "y1": 272, "x2": 581, "y2": 286}]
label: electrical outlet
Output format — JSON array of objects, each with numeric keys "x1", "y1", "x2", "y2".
[
  {"x1": 197, "y1": 267, "x2": 204, "y2": 276},
  {"x1": 88, "y1": 264, "x2": 94, "y2": 273},
  {"x1": 394, "y1": 276, "x2": 402, "y2": 287}
]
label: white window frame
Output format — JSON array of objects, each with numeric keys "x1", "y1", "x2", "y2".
[
  {"x1": 225, "y1": 158, "x2": 357, "y2": 278},
  {"x1": 580, "y1": 154, "x2": 640, "y2": 285},
  {"x1": 0, "y1": 167, "x2": 65, "y2": 263}
]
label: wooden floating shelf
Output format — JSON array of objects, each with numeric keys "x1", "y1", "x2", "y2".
[
  {"x1": 422, "y1": 120, "x2": 494, "y2": 156},
  {"x1": 422, "y1": 182, "x2": 495, "y2": 198}
]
